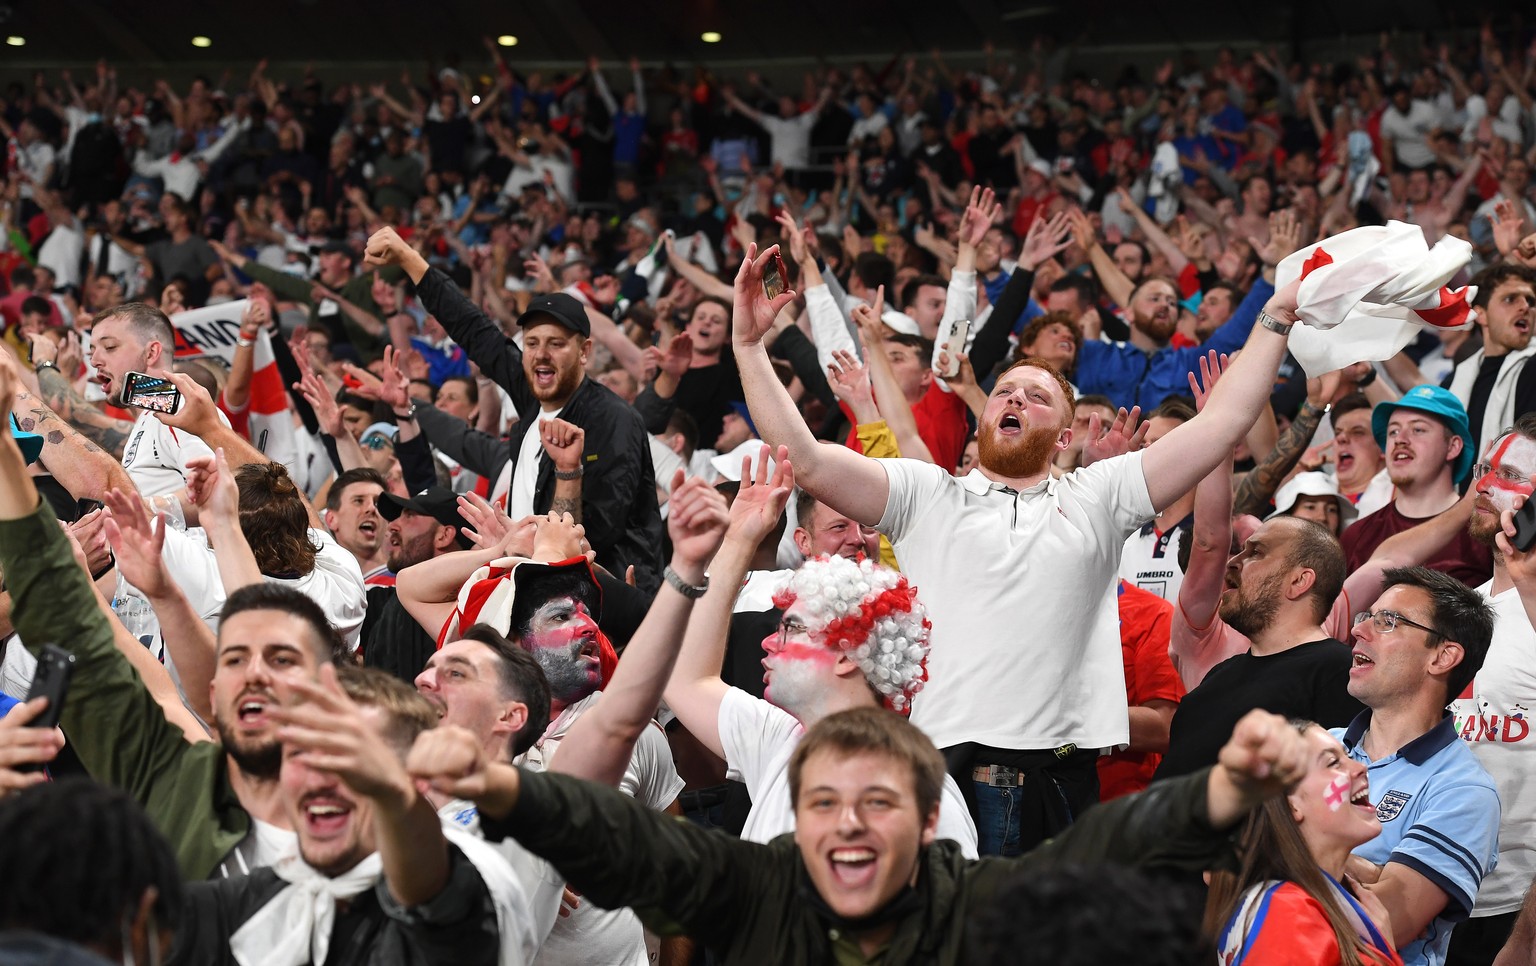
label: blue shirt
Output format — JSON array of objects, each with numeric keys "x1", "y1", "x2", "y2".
[
  {"x1": 1074, "y1": 278, "x2": 1272, "y2": 411},
  {"x1": 1333, "y1": 712, "x2": 1501, "y2": 966},
  {"x1": 0, "y1": 692, "x2": 17, "y2": 719},
  {"x1": 409, "y1": 337, "x2": 472, "y2": 387}
]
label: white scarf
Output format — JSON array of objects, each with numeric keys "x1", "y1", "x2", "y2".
[
  {"x1": 228, "y1": 849, "x2": 383, "y2": 966},
  {"x1": 1447, "y1": 344, "x2": 1536, "y2": 457},
  {"x1": 227, "y1": 832, "x2": 535, "y2": 966}
]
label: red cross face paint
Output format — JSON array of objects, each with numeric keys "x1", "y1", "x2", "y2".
[{"x1": 1472, "y1": 433, "x2": 1536, "y2": 545}]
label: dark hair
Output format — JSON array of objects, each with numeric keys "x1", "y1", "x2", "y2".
[
  {"x1": 789, "y1": 707, "x2": 945, "y2": 824},
  {"x1": 91, "y1": 301, "x2": 175, "y2": 351},
  {"x1": 9, "y1": 264, "x2": 35, "y2": 290},
  {"x1": 509, "y1": 568, "x2": 603, "y2": 646},
  {"x1": 1076, "y1": 393, "x2": 1114, "y2": 412},
  {"x1": 1206, "y1": 722, "x2": 1392, "y2": 966},
  {"x1": 438, "y1": 376, "x2": 479, "y2": 406},
  {"x1": 1470, "y1": 263, "x2": 1536, "y2": 311},
  {"x1": 1016, "y1": 311, "x2": 1084, "y2": 370},
  {"x1": 971, "y1": 865, "x2": 1209, "y2": 965},
  {"x1": 899, "y1": 273, "x2": 948, "y2": 311},
  {"x1": 459, "y1": 623, "x2": 553, "y2": 759},
  {"x1": 885, "y1": 332, "x2": 935, "y2": 366},
  {"x1": 1379, "y1": 566, "x2": 1495, "y2": 703},
  {"x1": 1149, "y1": 396, "x2": 1197, "y2": 424},
  {"x1": 664, "y1": 408, "x2": 698, "y2": 462},
  {"x1": 692, "y1": 295, "x2": 731, "y2": 319},
  {"x1": 794, "y1": 487, "x2": 820, "y2": 535},
  {"x1": 1331, "y1": 392, "x2": 1373, "y2": 422},
  {"x1": 851, "y1": 252, "x2": 896, "y2": 295},
  {"x1": 1202, "y1": 280, "x2": 1244, "y2": 307},
  {"x1": 19, "y1": 295, "x2": 51, "y2": 318},
  {"x1": 220, "y1": 582, "x2": 344, "y2": 662},
  {"x1": 337, "y1": 391, "x2": 376, "y2": 414},
  {"x1": 0, "y1": 778, "x2": 184, "y2": 950},
  {"x1": 326, "y1": 466, "x2": 387, "y2": 513},
  {"x1": 1112, "y1": 239, "x2": 1150, "y2": 270},
  {"x1": 237, "y1": 462, "x2": 320, "y2": 576},
  {"x1": 1277, "y1": 517, "x2": 1347, "y2": 623}
]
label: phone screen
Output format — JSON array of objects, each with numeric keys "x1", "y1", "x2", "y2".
[
  {"x1": 124, "y1": 373, "x2": 182, "y2": 415},
  {"x1": 762, "y1": 255, "x2": 787, "y2": 300}
]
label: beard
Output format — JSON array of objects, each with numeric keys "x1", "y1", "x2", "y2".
[
  {"x1": 1219, "y1": 573, "x2": 1284, "y2": 640},
  {"x1": 530, "y1": 643, "x2": 599, "y2": 705},
  {"x1": 1469, "y1": 500, "x2": 1502, "y2": 548},
  {"x1": 214, "y1": 715, "x2": 283, "y2": 780},
  {"x1": 387, "y1": 530, "x2": 438, "y2": 572},
  {"x1": 1133, "y1": 309, "x2": 1177, "y2": 343},
  {"x1": 977, "y1": 423, "x2": 1059, "y2": 478},
  {"x1": 528, "y1": 361, "x2": 584, "y2": 404}
]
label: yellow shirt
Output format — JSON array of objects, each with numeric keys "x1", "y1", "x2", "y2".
[{"x1": 853, "y1": 420, "x2": 902, "y2": 570}]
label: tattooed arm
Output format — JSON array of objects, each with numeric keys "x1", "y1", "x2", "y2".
[
  {"x1": 1232, "y1": 399, "x2": 1327, "y2": 520},
  {"x1": 11, "y1": 382, "x2": 135, "y2": 504},
  {"x1": 33, "y1": 362, "x2": 134, "y2": 461},
  {"x1": 540, "y1": 418, "x2": 585, "y2": 525}
]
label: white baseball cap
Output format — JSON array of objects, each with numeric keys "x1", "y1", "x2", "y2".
[
  {"x1": 1267, "y1": 471, "x2": 1359, "y2": 526},
  {"x1": 711, "y1": 439, "x2": 775, "y2": 483}
]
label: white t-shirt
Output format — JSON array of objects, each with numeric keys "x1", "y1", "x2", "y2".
[
  {"x1": 1453, "y1": 580, "x2": 1536, "y2": 916},
  {"x1": 36, "y1": 220, "x2": 84, "y2": 289},
  {"x1": 122, "y1": 409, "x2": 218, "y2": 498},
  {"x1": 521, "y1": 691, "x2": 685, "y2": 966},
  {"x1": 1379, "y1": 100, "x2": 1440, "y2": 169},
  {"x1": 1119, "y1": 523, "x2": 1187, "y2": 601},
  {"x1": 438, "y1": 799, "x2": 565, "y2": 957},
  {"x1": 508, "y1": 408, "x2": 562, "y2": 520},
  {"x1": 159, "y1": 526, "x2": 367, "y2": 649},
  {"x1": 718, "y1": 687, "x2": 979, "y2": 857},
  {"x1": 877, "y1": 456, "x2": 1154, "y2": 750},
  {"x1": 757, "y1": 112, "x2": 819, "y2": 170},
  {"x1": 1350, "y1": 467, "x2": 1395, "y2": 524}
]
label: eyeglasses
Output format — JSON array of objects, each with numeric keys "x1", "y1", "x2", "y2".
[
  {"x1": 777, "y1": 616, "x2": 809, "y2": 649},
  {"x1": 1472, "y1": 462, "x2": 1531, "y2": 487},
  {"x1": 1353, "y1": 609, "x2": 1443, "y2": 638}
]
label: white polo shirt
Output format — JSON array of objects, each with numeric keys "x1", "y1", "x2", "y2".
[{"x1": 877, "y1": 454, "x2": 1154, "y2": 751}]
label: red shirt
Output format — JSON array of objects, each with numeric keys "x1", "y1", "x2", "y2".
[
  {"x1": 1341, "y1": 500, "x2": 1492, "y2": 588},
  {"x1": 842, "y1": 382, "x2": 969, "y2": 472},
  {"x1": 1099, "y1": 581, "x2": 1184, "y2": 800}
]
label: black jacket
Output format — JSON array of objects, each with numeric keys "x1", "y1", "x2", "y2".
[
  {"x1": 484, "y1": 767, "x2": 1237, "y2": 964},
  {"x1": 414, "y1": 269, "x2": 664, "y2": 592}
]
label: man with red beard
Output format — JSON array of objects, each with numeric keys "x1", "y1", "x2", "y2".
[
  {"x1": 363, "y1": 227, "x2": 665, "y2": 593},
  {"x1": 732, "y1": 234, "x2": 1306, "y2": 854},
  {"x1": 1447, "y1": 416, "x2": 1536, "y2": 962},
  {"x1": 1071, "y1": 211, "x2": 1299, "y2": 412}
]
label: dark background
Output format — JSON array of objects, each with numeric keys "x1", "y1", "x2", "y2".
[{"x1": 0, "y1": 0, "x2": 1532, "y2": 85}]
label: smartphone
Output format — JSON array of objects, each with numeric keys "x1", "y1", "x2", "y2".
[
  {"x1": 17, "y1": 645, "x2": 74, "y2": 772},
  {"x1": 937, "y1": 319, "x2": 972, "y2": 379},
  {"x1": 75, "y1": 498, "x2": 104, "y2": 519},
  {"x1": 1514, "y1": 498, "x2": 1536, "y2": 553},
  {"x1": 762, "y1": 252, "x2": 788, "y2": 300},
  {"x1": 122, "y1": 372, "x2": 182, "y2": 415}
]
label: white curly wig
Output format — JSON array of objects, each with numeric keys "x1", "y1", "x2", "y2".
[{"x1": 772, "y1": 554, "x2": 932, "y2": 713}]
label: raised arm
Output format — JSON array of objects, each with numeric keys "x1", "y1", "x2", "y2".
[
  {"x1": 364, "y1": 227, "x2": 529, "y2": 405},
  {"x1": 734, "y1": 244, "x2": 890, "y2": 526},
  {"x1": 1140, "y1": 284, "x2": 1298, "y2": 510},
  {"x1": 1232, "y1": 372, "x2": 1337, "y2": 519},
  {"x1": 102, "y1": 486, "x2": 220, "y2": 726},
  {"x1": 8, "y1": 351, "x2": 134, "y2": 500},
  {"x1": 552, "y1": 475, "x2": 730, "y2": 786},
  {"x1": 662, "y1": 453, "x2": 791, "y2": 758},
  {"x1": 1068, "y1": 207, "x2": 1135, "y2": 310},
  {"x1": 24, "y1": 345, "x2": 135, "y2": 461},
  {"x1": 849, "y1": 294, "x2": 934, "y2": 463}
]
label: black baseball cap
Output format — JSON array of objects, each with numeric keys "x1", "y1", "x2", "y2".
[
  {"x1": 376, "y1": 486, "x2": 471, "y2": 550},
  {"x1": 320, "y1": 239, "x2": 358, "y2": 264},
  {"x1": 517, "y1": 292, "x2": 590, "y2": 337}
]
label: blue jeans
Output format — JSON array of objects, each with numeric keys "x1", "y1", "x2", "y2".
[{"x1": 974, "y1": 781, "x2": 1026, "y2": 857}]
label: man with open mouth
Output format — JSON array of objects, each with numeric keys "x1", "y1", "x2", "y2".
[
  {"x1": 1334, "y1": 568, "x2": 1499, "y2": 966},
  {"x1": 1447, "y1": 263, "x2": 1536, "y2": 459},
  {"x1": 410, "y1": 702, "x2": 1318, "y2": 964}
]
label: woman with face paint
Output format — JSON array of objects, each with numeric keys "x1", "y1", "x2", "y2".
[{"x1": 1208, "y1": 721, "x2": 1402, "y2": 966}]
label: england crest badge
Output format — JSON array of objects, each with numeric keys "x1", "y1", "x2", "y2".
[{"x1": 1376, "y1": 789, "x2": 1412, "y2": 822}]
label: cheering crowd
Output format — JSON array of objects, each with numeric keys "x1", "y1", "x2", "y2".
[{"x1": 5, "y1": 24, "x2": 1536, "y2": 965}]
